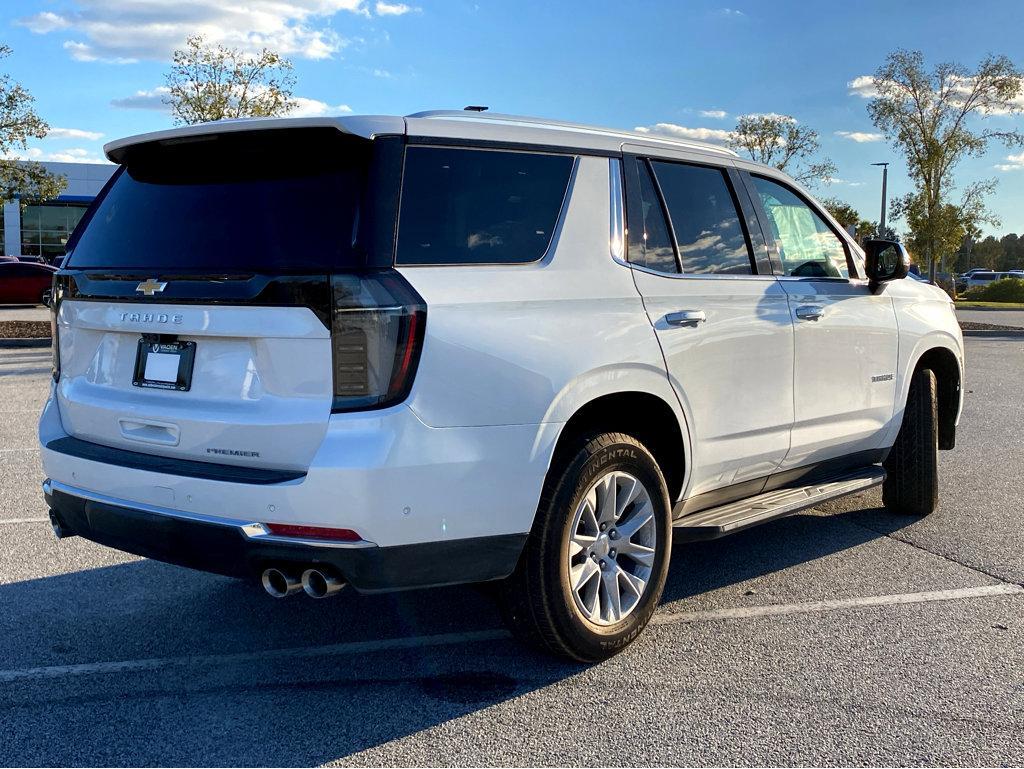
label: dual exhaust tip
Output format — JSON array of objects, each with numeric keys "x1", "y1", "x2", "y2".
[{"x1": 261, "y1": 567, "x2": 345, "y2": 599}]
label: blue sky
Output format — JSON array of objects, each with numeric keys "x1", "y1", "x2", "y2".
[{"x1": 4, "y1": 0, "x2": 1024, "y2": 234}]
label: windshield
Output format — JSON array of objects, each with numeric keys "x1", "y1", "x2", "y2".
[{"x1": 66, "y1": 129, "x2": 370, "y2": 273}]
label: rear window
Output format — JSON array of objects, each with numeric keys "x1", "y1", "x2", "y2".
[
  {"x1": 66, "y1": 129, "x2": 370, "y2": 272},
  {"x1": 395, "y1": 146, "x2": 574, "y2": 265}
]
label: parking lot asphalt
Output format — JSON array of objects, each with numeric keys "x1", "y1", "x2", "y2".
[
  {"x1": 0, "y1": 338, "x2": 1022, "y2": 767},
  {"x1": 956, "y1": 306, "x2": 1024, "y2": 328}
]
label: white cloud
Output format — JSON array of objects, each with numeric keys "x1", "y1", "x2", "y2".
[
  {"x1": 372, "y1": 68, "x2": 394, "y2": 78},
  {"x1": 289, "y1": 97, "x2": 354, "y2": 117},
  {"x1": 110, "y1": 87, "x2": 172, "y2": 112},
  {"x1": 948, "y1": 74, "x2": 1024, "y2": 115},
  {"x1": 48, "y1": 127, "x2": 104, "y2": 141},
  {"x1": 17, "y1": 0, "x2": 376, "y2": 63},
  {"x1": 835, "y1": 130, "x2": 884, "y2": 143},
  {"x1": 699, "y1": 109, "x2": 728, "y2": 119},
  {"x1": 635, "y1": 123, "x2": 734, "y2": 144},
  {"x1": 111, "y1": 86, "x2": 353, "y2": 118},
  {"x1": 20, "y1": 11, "x2": 70, "y2": 33},
  {"x1": 375, "y1": 1, "x2": 418, "y2": 15},
  {"x1": 848, "y1": 75, "x2": 878, "y2": 99},
  {"x1": 847, "y1": 72, "x2": 1024, "y2": 115},
  {"x1": 996, "y1": 151, "x2": 1024, "y2": 171},
  {"x1": 719, "y1": 8, "x2": 745, "y2": 16},
  {"x1": 6, "y1": 146, "x2": 108, "y2": 164},
  {"x1": 741, "y1": 112, "x2": 796, "y2": 122}
]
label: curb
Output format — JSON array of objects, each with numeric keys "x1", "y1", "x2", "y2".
[{"x1": 0, "y1": 338, "x2": 51, "y2": 348}]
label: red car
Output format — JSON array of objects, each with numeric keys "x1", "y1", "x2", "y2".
[{"x1": 0, "y1": 259, "x2": 58, "y2": 305}]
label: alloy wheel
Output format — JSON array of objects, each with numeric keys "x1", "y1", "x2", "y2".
[{"x1": 567, "y1": 470, "x2": 657, "y2": 626}]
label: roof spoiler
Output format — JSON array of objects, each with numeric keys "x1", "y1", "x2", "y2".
[{"x1": 103, "y1": 115, "x2": 406, "y2": 164}]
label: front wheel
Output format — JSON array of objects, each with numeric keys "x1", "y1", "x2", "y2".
[
  {"x1": 500, "y1": 432, "x2": 672, "y2": 662},
  {"x1": 883, "y1": 368, "x2": 939, "y2": 516}
]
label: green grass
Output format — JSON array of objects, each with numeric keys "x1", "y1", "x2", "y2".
[{"x1": 955, "y1": 300, "x2": 1024, "y2": 310}]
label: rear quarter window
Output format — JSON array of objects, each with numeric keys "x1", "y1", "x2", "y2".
[{"x1": 395, "y1": 146, "x2": 574, "y2": 265}]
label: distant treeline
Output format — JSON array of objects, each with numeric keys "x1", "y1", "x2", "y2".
[{"x1": 958, "y1": 235, "x2": 1024, "y2": 272}]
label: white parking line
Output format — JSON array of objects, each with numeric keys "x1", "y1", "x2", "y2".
[
  {"x1": 0, "y1": 584, "x2": 1018, "y2": 684},
  {"x1": 0, "y1": 517, "x2": 49, "y2": 525},
  {"x1": 0, "y1": 629, "x2": 511, "y2": 683},
  {"x1": 651, "y1": 584, "x2": 1023, "y2": 625}
]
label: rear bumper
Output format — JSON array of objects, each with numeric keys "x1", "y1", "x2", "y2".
[
  {"x1": 39, "y1": 390, "x2": 560, "y2": 549},
  {"x1": 45, "y1": 480, "x2": 526, "y2": 592}
]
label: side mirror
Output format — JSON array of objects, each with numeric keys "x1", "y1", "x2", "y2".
[{"x1": 864, "y1": 239, "x2": 909, "y2": 290}]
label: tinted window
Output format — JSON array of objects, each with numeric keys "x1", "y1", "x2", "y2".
[
  {"x1": 396, "y1": 147, "x2": 573, "y2": 265},
  {"x1": 66, "y1": 129, "x2": 369, "y2": 272},
  {"x1": 650, "y1": 161, "x2": 753, "y2": 275},
  {"x1": 752, "y1": 176, "x2": 849, "y2": 279},
  {"x1": 626, "y1": 159, "x2": 677, "y2": 273}
]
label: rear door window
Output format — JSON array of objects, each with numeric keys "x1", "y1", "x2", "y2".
[
  {"x1": 396, "y1": 146, "x2": 574, "y2": 265},
  {"x1": 625, "y1": 159, "x2": 677, "y2": 273},
  {"x1": 650, "y1": 161, "x2": 754, "y2": 275}
]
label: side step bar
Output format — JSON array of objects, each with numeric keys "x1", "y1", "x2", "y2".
[{"x1": 674, "y1": 466, "x2": 886, "y2": 542}]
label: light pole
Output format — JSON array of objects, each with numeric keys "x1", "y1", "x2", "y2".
[{"x1": 871, "y1": 162, "x2": 889, "y2": 237}]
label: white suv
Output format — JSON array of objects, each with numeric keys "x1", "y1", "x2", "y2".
[{"x1": 40, "y1": 111, "x2": 964, "y2": 660}]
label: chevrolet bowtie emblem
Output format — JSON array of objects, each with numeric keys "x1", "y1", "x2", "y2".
[{"x1": 136, "y1": 279, "x2": 167, "y2": 296}]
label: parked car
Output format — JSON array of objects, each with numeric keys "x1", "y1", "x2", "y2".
[
  {"x1": 0, "y1": 259, "x2": 57, "y2": 305},
  {"x1": 962, "y1": 271, "x2": 1012, "y2": 290},
  {"x1": 40, "y1": 112, "x2": 964, "y2": 661}
]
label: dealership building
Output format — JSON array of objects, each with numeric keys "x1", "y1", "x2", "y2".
[{"x1": 2, "y1": 161, "x2": 116, "y2": 261}]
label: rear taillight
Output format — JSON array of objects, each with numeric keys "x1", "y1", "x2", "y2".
[
  {"x1": 330, "y1": 270, "x2": 426, "y2": 412},
  {"x1": 50, "y1": 275, "x2": 62, "y2": 381}
]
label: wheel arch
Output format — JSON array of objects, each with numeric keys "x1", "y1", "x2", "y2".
[
  {"x1": 912, "y1": 345, "x2": 962, "y2": 450},
  {"x1": 548, "y1": 391, "x2": 688, "y2": 504}
]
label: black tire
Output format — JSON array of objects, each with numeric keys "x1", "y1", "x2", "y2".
[
  {"x1": 883, "y1": 368, "x2": 939, "y2": 516},
  {"x1": 499, "y1": 432, "x2": 672, "y2": 662}
]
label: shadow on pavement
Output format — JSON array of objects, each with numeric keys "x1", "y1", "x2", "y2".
[{"x1": 0, "y1": 501, "x2": 913, "y2": 766}]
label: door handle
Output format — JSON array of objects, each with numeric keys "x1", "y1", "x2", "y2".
[
  {"x1": 794, "y1": 305, "x2": 824, "y2": 322},
  {"x1": 665, "y1": 310, "x2": 706, "y2": 328}
]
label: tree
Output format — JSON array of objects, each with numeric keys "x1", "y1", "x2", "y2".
[
  {"x1": 165, "y1": 36, "x2": 297, "y2": 125},
  {"x1": 968, "y1": 235, "x2": 1002, "y2": 271},
  {"x1": 821, "y1": 198, "x2": 860, "y2": 230},
  {"x1": 890, "y1": 180, "x2": 994, "y2": 274},
  {"x1": 0, "y1": 45, "x2": 64, "y2": 205},
  {"x1": 868, "y1": 50, "x2": 1024, "y2": 278},
  {"x1": 728, "y1": 113, "x2": 837, "y2": 186},
  {"x1": 999, "y1": 233, "x2": 1024, "y2": 270},
  {"x1": 821, "y1": 198, "x2": 880, "y2": 242}
]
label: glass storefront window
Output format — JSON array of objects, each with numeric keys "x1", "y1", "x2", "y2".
[{"x1": 21, "y1": 203, "x2": 89, "y2": 261}]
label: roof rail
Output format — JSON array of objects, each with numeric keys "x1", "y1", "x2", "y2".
[{"x1": 405, "y1": 110, "x2": 738, "y2": 157}]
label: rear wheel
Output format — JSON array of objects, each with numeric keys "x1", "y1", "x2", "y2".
[
  {"x1": 883, "y1": 368, "x2": 939, "y2": 516},
  {"x1": 500, "y1": 432, "x2": 671, "y2": 661}
]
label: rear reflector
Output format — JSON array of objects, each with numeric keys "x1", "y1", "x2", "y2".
[{"x1": 264, "y1": 523, "x2": 362, "y2": 541}]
